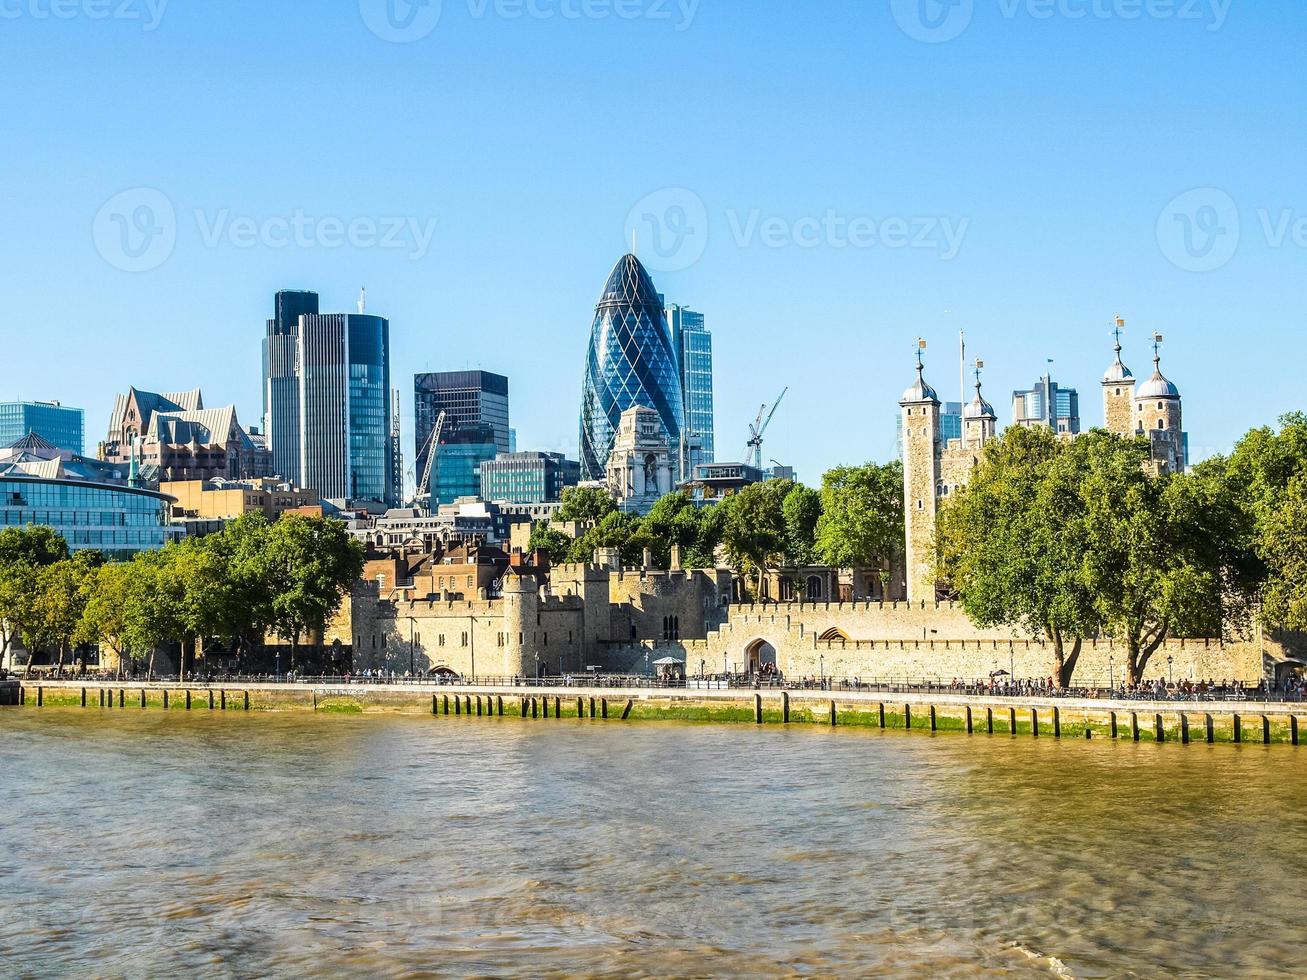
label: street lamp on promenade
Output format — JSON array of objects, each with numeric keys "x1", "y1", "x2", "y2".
[
  {"x1": 1109, "y1": 655, "x2": 1115, "y2": 691},
  {"x1": 1168, "y1": 655, "x2": 1174, "y2": 686}
]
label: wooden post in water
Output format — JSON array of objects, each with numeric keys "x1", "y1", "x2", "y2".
[
  {"x1": 119, "y1": 689, "x2": 125, "y2": 708},
  {"x1": 531, "y1": 698, "x2": 538, "y2": 719},
  {"x1": 1008, "y1": 706, "x2": 1017, "y2": 735},
  {"x1": 1030, "y1": 708, "x2": 1039, "y2": 738},
  {"x1": 781, "y1": 691, "x2": 790, "y2": 723},
  {"x1": 622, "y1": 699, "x2": 634, "y2": 721},
  {"x1": 185, "y1": 690, "x2": 191, "y2": 710},
  {"x1": 220, "y1": 690, "x2": 226, "y2": 711},
  {"x1": 81, "y1": 688, "x2": 86, "y2": 708},
  {"x1": 1262, "y1": 716, "x2": 1272, "y2": 745},
  {"x1": 36, "y1": 686, "x2": 42, "y2": 707},
  {"x1": 829, "y1": 700, "x2": 837, "y2": 726},
  {"x1": 554, "y1": 697, "x2": 561, "y2": 718},
  {"x1": 878, "y1": 703, "x2": 885, "y2": 729},
  {"x1": 244, "y1": 690, "x2": 250, "y2": 711},
  {"x1": 965, "y1": 706, "x2": 973, "y2": 734},
  {"x1": 929, "y1": 705, "x2": 937, "y2": 732},
  {"x1": 1206, "y1": 713, "x2": 1215, "y2": 744},
  {"x1": 1233, "y1": 713, "x2": 1242, "y2": 744},
  {"x1": 207, "y1": 690, "x2": 213, "y2": 710},
  {"x1": 1110, "y1": 711, "x2": 1118, "y2": 739},
  {"x1": 497, "y1": 695, "x2": 504, "y2": 716},
  {"x1": 464, "y1": 696, "x2": 472, "y2": 715},
  {"x1": 432, "y1": 694, "x2": 438, "y2": 715},
  {"x1": 1292, "y1": 715, "x2": 1300, "y2": 747},
  {"x1": 476, "y1": 696, "x2": 483, "y2": 717},
  {"x1": 904, "y1": 704, "x2": 911, "y2": 730},
  {"x1": 601, "y1": 698, "x2": 608, "y2": 719},
  {"x1": 520, "y1": 698, "x2": 528, "y2": 718},
  {"x1": 986, "y1": 707, "x2": 994, "y2": 735},
  {"x1": 1084, "y1": 714, "x2": 1092, "y2": 739},
  {"x1": 577, "y1": 697, "x2": 584, "y2": 718},
  {"x1": 99, "y1": 688, "x2": 105, "y2": 708},
  {"x1": 141, "y1": 689, "x2": 147, "y2": 709},
  {"x1": 1181, "y1": 714, "x2": 1190, "y2": 744},
  {"x1": 163, "y1": 690, "x2": 169, "y2": 710},
  {"x1": 542, "y1": 697, "x2": 549, "y2": 719},
  {"x1": 1130, "y1": 712, "x2": 1140, "y2": 742},
  {"x1": 454, "y1": 695, "x2": 461, "y2": 716},
  {"x1": 1155, "y1": 714, "x2": 1165, "y2": 743},
  {"x1": 443, "y1": 694, "x2": 450, "y2": 715},
  {"x1": 1051, "y1": 707, "x2": 1060, "y2": 738},
  {"x1": 589, "y1": 697, "x2": 596, "y2": 718},
  {"x1": 754, "y1": 694, "x2": 763, "y2": 725}
]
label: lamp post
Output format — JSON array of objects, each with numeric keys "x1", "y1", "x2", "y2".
[
  {"x1": 819, "y1": 653, "x2": 825, "y2": 689},
  {"x1": 1109, "y1": 655, "x2": 1115, "y2": 691},
  {"x1": 408, "y1": 616, "x2": 416, "y2": 678},
  {"x1": 275, "y1": 651, "x2": 281, "y2": 682},
  {"x1": 533, "y1": 652, "x2": 540, "y2": 682},
  {"x1": 1167, "y1": 655, "x2": 1174, "y2": 686},
  {"x1": 645, "y1": 650, "x2": 650, "y2": 678}
]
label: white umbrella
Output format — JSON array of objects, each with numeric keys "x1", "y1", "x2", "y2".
[{"x1": 651, "y1": 657, "x2": 685, "y2": 666}]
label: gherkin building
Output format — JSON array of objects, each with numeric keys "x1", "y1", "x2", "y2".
[{"x1": 579, "y1": 254, "x2": 685, "y2": 479}]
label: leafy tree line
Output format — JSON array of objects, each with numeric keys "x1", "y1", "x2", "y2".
[
  {"x1": 0, "y1": 514, "x2": 363, "y2": 677},
  {"x1": 529, "y1": 463, "x2": 904, "y2": 599},
  {"x1": 934, "y1": 422, "x2": 1306, "y2": 688}
]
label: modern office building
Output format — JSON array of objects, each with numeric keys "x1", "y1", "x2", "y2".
[
  {"x1": 432, "y1": 424, "x2": 499, "y2": 506},
  {"x1": 479, "y1": 451, "x2": 580, "y2": 504},
  {"x1": 1012, "y1": 373, "x2": 1081, "y2": 435},
  {"x1": 0, "y1": 401, "x2": 84, "y2": 455},
  {"x1": 413, "y1": 371, "x2": 511, "y2": 489},
  {"x1": 667, "y1": 304, "x2": 714, "y2": 477},
  {"x1": 579, "y1": 254, "x2": 685, "y2": 480},
  {"x1": 0, "y1": 432, "x2": 173, "y2": 559},
  {"x1": 261, "y1": 290, "x2": 397, "y2": 506}
]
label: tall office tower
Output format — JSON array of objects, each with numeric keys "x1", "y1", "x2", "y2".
[
  {"x1": 667, "y1": 304, "x2": 714, "y2": 477},
  {"x1": 263, "y1": 289, "x2": 319, "y2": 484},
  {"x1": 1011, "y1": 372, "x2": 1081, "y2": 435},
  {"x1": 0, "y1": 401, "x2": 85, "y2": 454},
  {"x1": 413, "y1": 371, "x2": 511, "y2": 489},
  {"x1": 262, "y1": 290, "x2": 396, "y2": 505},
  {"x1": 578, "y1": 254, "x2": 684, "y2": 480}
]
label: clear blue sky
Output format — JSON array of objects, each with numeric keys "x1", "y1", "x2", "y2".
[{"x1": 2, "y1": 0, "x2": 1303, "y2": 480}]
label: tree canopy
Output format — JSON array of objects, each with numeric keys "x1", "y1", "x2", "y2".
[{"x1": 815, "y1": 461, "x2": 903, "y2": 569}]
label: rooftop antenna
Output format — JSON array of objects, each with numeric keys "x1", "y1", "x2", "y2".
[
  {"x1": 959, "y1": 328, "x2": 966, "y2": 411},
  {"x1": 358, "y1": 287, "x2": 366, "y2": 315}
]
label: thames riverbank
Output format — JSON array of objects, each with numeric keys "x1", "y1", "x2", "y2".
[{"x1": 6, "y1": 679, "x2": 1307, "y2": 745}]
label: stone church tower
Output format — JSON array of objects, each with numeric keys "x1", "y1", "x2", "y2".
[
  {"x1": 1101, "y1": 317, "x2": 1135, "y2": 437},
  {"x1": 900, "y1": 348, "x2": 941, "y2": 603}
]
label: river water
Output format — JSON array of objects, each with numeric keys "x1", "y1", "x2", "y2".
[{"x1": 2, "y1": 711, "x2": 1305, "y2": 978}]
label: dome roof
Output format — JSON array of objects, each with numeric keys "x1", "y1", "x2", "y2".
[
  {"x1": 900, "y1": 361, "x2": 939, "y2": 404},
  {"x1": 1102, "y1": 352, "x2": 1134, "y2": 385},
  {"x1": 1136, "y1": 354, "x2": 1180, "y2": 400},
  {"x1": 964, "y1": 392, "x2": 996, "y2": 419}
]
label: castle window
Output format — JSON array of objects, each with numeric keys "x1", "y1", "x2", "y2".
[
  {"x1": 917, "y1": 499, "x2": 924, "y2": 510},
  {"x1": 1158, "y1": 419, "x2": 1166, "y2": 429},
  {"x1": 1157, "y1": 402, "x2": 1164, "y2": 410}
]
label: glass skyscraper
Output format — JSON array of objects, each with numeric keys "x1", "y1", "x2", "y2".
[
  {"x1": 413, "y1": 370, "x2": 510, "y2": 491},
  {"x1": 433, "y1": 425, "x2": 499, "y2": 506},
  {"x1": 667, "y1": 304, "x2": 714, "y2": 477},
  {"x1": 579, "y1": 254, "x2": 684, "y2": 480},
  {"x1": 1012, "y1": 374, "x2": 1081, "y2": 435},
  {"x1": 262, "y1": 290, "x2": 396, "y2": 505},
  {"x1": 480, "y1": 451, "x2": 580, "y2": 504},
  {"x1": 0, "y1": 401, "x2": 84, "y2": 454}
]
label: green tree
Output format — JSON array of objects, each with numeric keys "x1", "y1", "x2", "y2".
[
  {"x1": 0, "y1": 526, "x2": 71, "y2": 675},
  {"x1": 557, "y1": 486, "x2": 617, "y2": 527},
  {"x1": 261, "y1": 515, "x2": 365, "y2": 667},
  {"x1": 27, "y1": 553, "x2": 98, "y2": 677},
  {"x1": 527, "y1": 521, "x2": 573, "y2": 564},
  {"x1": 937, "y1": 426, "x2": 1100, "y2": 687},
  {"x1": 815, "y1": 461, "x2": 904, "y2": 569},
  {"x1": 641, "y1": 492, "x2": 718, "y2": 569},
  {"x1": 781, "y1": 484, "x2": 822, "y2": 567},
  {"x1": 79, "y1": 561, "x2": 135, "y2": 674},
  {"x1": 566, "y1": 510, "x2": 644, "y2": 566},
  {"x1": 716, "y1": 480, "x2": 794, "y2": 598}
]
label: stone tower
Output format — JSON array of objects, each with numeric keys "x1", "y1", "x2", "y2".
[
  {"x1": 1102, "y1": 317, "x2": 1135, "y2": 438},
  {"x1": 961, "y1": 367, "x2": 997, "y2": 450},
  {"x1": 1134, "y1": 337, "x2": 1185, "y2": 474},
  {"x1": 900, "y1": 347, "x2": 941, "y2": 603}
]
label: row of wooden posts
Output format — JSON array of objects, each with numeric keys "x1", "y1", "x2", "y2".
[
  {"x1": 432, "y1": 692, "x2": 636, "y2": 721},
  {"x1": 15, "y1": 685, "x2": 1304, "y2": 745},
  {"x1": 21, "y1": 686, "x2": 250, "y2": 712}
]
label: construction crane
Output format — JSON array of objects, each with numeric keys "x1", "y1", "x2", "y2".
[
  {"x1": 745, "y1": 388, "x2": 787, "y2": 470},
  {"x1": 414, "y1": 410, "x2": 447, "y2": 511}
]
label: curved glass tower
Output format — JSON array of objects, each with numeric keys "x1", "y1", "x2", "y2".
[{"x1": 579, "y1": 254, "x2": 685, "y2": 480}]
